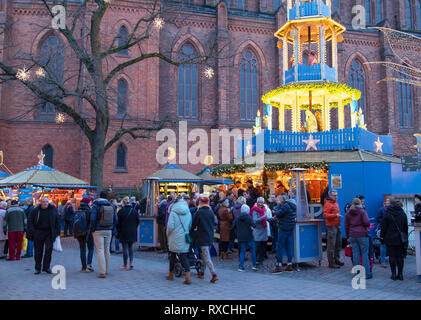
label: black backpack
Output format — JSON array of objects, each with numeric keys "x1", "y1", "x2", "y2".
[
  {"x1": 73, "y1": 210, "x2": 88, "y2": 238},
  {"x1": 98, "y1": 204, "x2": 114, "y2": 227}
]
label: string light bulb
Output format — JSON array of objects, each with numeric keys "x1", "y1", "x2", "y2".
[
  {"x1": 153, "y1": 17, "x2": 164, "y2": 30},
  {"x1": 204, "y1": 67, "x2": 214, "y2": 79},
  {"x1": 16, "y1": 67, "x2": 30, "y2": 81},
  {"x1": 55, "y1": 113, "x2": 65, "y2": 124},
  {"x1": 35, "y1": 68, "x2": 46, "y2": 78}
]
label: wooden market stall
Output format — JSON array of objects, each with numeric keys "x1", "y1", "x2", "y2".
[
  {"x1": 0, "y1": 155, "x2": 94, "y2": 207},
  {"x1": 138, "y1": 165, "x2": 203, "y2": 248}
]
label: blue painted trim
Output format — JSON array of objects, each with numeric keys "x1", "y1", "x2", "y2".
[
  {"x1": 418, "y1": 275, "x2": 421, "y2": 283},
  {"x1": 26, "y1": 164, "x2": 56, "y2": 171}
]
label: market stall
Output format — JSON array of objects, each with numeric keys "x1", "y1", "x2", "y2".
[
  {"x1": 0, "y1": 153, "x2": 94, "y2": 207},
  {"x1": 196, "y1": 167, "x2": 234, "y2": 194},
  {"x1": 138, "y1": 165, "x2": 202, "y2": 248}
]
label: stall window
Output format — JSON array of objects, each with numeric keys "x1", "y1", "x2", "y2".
[
  {"x1": 42, "y1": 145, "x2": 54, "y2": 168},
  {"x1": 116, "y1": 143, "x2": 127, "y2": 171},
  {"x1": 240, "y1": 50, "x2": 259, "y2": 121},
  {"x1": 178, "y1": 43, "x2": 198, "y2": 119}
]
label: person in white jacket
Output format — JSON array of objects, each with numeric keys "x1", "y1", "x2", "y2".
[{"x1": 0, "y1": 201, "x2": 8, "y2": 259}]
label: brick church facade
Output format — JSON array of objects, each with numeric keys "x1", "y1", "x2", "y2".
[{"x1": 0, "y1": 0, "x2": 420, "y2": 190}]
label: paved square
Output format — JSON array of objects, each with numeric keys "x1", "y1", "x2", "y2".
[{"x1": 1, "y1": 238, "x2": 420, "y2": 300}]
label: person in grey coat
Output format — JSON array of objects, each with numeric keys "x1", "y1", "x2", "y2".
[
  {"x1": 250, "y1": 197, "x2": 268, "y2": 266},
  {"x1": 166, "y1": 197, "x2": 193, "y2": 285}
]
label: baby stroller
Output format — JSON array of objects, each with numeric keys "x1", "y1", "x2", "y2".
[{"x1": 174, "y1": 246, "x2": 205, "y2": 278}]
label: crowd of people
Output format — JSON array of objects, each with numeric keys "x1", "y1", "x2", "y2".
[{"x1": 0, "y1": 187, "x2": 420, "y2": 285}]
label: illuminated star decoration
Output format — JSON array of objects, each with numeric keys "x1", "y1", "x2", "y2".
[
  {"x1": 204, "y1": 67, "x2": 214, "y2": 79},
  {"x1": 203, "y1": 155, "x2": 214, "y2": 166},
  {"x1": 303, "y1": 134, "x2": 320, "y2": 151},
  {"x1": 35, "y1": 68, "x2": 46, "y2": 78},
  {"x1": 38, "y1": 151, "x2": 45, "y2": 165},
  {"x1": 103, "y1": 0, "x2": 112, "y2": 4},
  {"x1": 16, "y1": 67, "x2": 30, "y2": 81},
  {"x1": 374, "y1": 137, "x2": 384, "y2": 153},
  {"x1": 55, "y1": 113, "x2": 65, "y2": 124},
  {"x1": 153, "y1": 17, "x2": 164, "y2": 30},
  {"x1": 246, "y1": 141, "x2": 253, "y2": 156}
]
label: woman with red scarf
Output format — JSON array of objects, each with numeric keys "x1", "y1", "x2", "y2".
[{"x1": 250, "y1": 197, "x2": 268, "y2": 266}]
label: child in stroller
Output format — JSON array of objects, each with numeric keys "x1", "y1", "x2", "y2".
[{"x1": 173, "y1": 245, "x2": 205, "y2": 278}]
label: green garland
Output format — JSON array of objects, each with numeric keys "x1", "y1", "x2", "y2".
[
  {"x1": 211, "y1": 162, "x2": 330, "y2": 176},
  {"x1": 262, "y1": 82, "x2": 361, "y2": 106}
]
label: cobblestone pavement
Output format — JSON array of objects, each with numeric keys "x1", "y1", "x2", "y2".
[{"x1": 1, "y1": 237, "x2": 420, "y2": 300}]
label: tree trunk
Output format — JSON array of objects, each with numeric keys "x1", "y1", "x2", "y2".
[{"x1": 89, "y1": 126, "x2": 106, "y2": 190}]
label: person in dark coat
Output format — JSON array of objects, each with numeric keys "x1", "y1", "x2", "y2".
[
  {"x1": 63, "y1": 200, "x2": 75, "y2": 237},
  {"x1": 380, "y1": 199, "x2": 409, "y2": 281},
  {"x1": 415, "y1": 194, "x2": 421, "y2": 222},
  {"x1": 232, "y1": 204, "x2": 257, "y2": 271},
  {"x1": 191, "y1": 195, "x2": 218, "y2": 283},
  {"x1": 376, "y1": 197, "x2": 391, "y2": 268},
  {"x1": 271, "y1": 194, "x2": 297, "y2": 273},
  {"x1": 75, "y1": 198, "x2": 94, "y2": 273},
  {"x1": 156, "y1": 195, "x2": 168, "y2": 253},
  {"x1": 27, "y1": 197, "x2": 60, "y2": 274},
  {"x1": 22, "y1": 198, "x2": 35, "y2": 258},
  {"x1": 246, "y1": 180, "x2": 260, "y2": 208},
  {"x1": 345, "y1": 198, "x2": 372, "y2": 279},
  {"x1": 117, "y1": 197, "x2": 140, "y2": 270},
  {"x1": 218, "y1": 199, "x2": 233, "y2": 260}
]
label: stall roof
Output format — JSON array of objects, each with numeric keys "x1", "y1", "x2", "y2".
[
  {"x1": 0, "y1": 169, "x2": 10, "y2": 180},
  {"x1": 0, "y1": 164, "x2": 90, "y2": 188},
  {"x1": 147, "y1": 165, "x2": 203, "y2": 183},
  {"x1": 197, "y1": 168, "x2": 234, "y2": 185},
  {"x1": 214, "y1": 150, "x2": 401, "y2": 171}
]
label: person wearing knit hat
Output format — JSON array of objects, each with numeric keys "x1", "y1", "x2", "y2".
[
  {"x1": 232, "y1": 204, "x2": 257, "y2": 272},
  {"x1": 415, "y1": 195, "x2": 421, "y2": 222},
  {"x1": 81, "y1": 198, "x2": 91, "y2": 205}
]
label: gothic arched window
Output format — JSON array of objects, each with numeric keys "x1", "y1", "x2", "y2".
[
  {"x1": 118, "y1": 25, "x2": 129, "y2": 56},
  {"x1": 398, "y1": 74, "x2": 414, "y2": 128},
  {"x1": 348, "y1": 60, "x2": 366, "y2": 113},
  {"x1": 407, "y1": 0, "x2": 413, "y2": 29},
  {"x1": 39, "y1": 34, "x2": 64, "y2": 114},
  {"x1": 376, "y1": 0, "x2": 383, "y2": 22},
  {"x1": 365, "y1": 0, "x2": 372, "y2": 24},
  {"x1": 42, "y1": 144, "x2": 54, "y2": 168},
  {"x1": 333, "y1": 0, "x2": 339, "y2": 13},
  {"x1": 116, "y1": 143, "x2": 127, "y2": 169},
  {"x1": 417, "y1": 0, "x2": 421, "y2": 29},
  {"x1": 240, "y1": 50, "x2": 259, "y2": 121},
  {"x1": 117, "y1": 78, "x2": 128, "y2": 114},
  {"x1": 177, "y1": 43, "x2": 198, "y2": 119}
]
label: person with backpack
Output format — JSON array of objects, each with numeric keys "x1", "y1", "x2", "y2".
[
  {"x1": 74, "y1": 197, "x2": 94, "y2": 273},
  {"x1": 381, "y1": 199, "x2": 408, "y2": 281},
  {"x1": 117, "y1": 197, "x2": 140, "y2": 270},
  {"x1": 90, "y1": 190, "x2": 117, "y2": 279}
]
